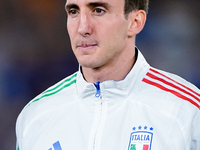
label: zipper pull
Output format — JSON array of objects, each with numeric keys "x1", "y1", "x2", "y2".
[{"x1": 94, "y1": 81, "x2": 101, "y2": 97}]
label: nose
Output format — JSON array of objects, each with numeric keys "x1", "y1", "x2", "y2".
[{"x1": 78, "y1": 13, "x2": 92, "y2": 37}]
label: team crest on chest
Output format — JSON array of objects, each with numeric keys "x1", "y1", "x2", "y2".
[{"x1": 128, "y1": 126, "x2": 154, "y2": 150}]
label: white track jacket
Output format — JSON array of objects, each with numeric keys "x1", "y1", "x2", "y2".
[{"x1": 16, "y1": 48, "x2": 200, "y2": 150}]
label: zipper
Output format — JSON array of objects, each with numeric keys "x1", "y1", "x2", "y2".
[
  {"x1": 88, "y1": 82, "x2": 107, "y2": 150},
  {"x1": 92, "y1": 101, "x2": 102, "y2": 150},
  {"x1": 94, "y1": 81, "x2": 101, "y2": 98},
  {"x1": 93, "y1": 81, "x2": 102, "y2": 150}
]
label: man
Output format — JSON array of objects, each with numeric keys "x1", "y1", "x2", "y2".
[{"x1": 16, "y1": 0, "x2": 200, "y2": 149}]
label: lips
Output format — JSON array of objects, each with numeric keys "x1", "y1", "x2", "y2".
[
  {"x1": 77, "y1": 42, "x2": 98, "y2": 50},
  {"x1": 78, "y1": 44, "x2": 97, "y2": 47}
]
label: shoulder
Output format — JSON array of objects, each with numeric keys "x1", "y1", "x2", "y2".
[
  {"x1": 16, "y1": 72, "x2": 78, "y2": 129},
  {"x1": 27, "y1": 71, "x2": 78, "y2": 108},
  {"x1": 136, "y1": 67, "x2": 200, "y2": 136},
  {"x1": 140, "y1": 67, "x2": 200, "y2": 110}
]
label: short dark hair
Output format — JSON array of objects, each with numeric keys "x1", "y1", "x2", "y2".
[{"x1": 124, "y1": 0, "x2": 149, "y2": 15}]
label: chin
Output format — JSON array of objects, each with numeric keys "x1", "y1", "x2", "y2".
[
  {"x1": 77, "y1": 57, "x2": 96, "y2": 68},
  {"x1": 80, "y1": 61, "x2": 102, "y2": 69},
  {"x1": 81, "y1": 64, "x2": 97, "y2": 69},
  {"x1": 78, "y1": 60, "x2": 93, "y2": 68}
]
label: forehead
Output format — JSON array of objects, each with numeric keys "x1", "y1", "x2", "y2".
[{"x1": 66, "y1": 0, "x2": 124, "y2": 7}]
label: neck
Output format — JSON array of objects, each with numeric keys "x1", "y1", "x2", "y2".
[{"x1": 82, "y1": 47, "x2": 136, "y2": 83}]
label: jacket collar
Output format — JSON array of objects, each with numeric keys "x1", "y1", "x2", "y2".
[{"x1": 76, "y1": 48, "x2": 150, "y2": 99}]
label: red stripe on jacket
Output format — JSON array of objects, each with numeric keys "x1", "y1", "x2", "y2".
[{"x1": 142, "y1": 68, "x2": 200, "y2": 109}]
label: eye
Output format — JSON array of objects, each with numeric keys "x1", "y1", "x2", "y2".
[
  {"x1": 68, "y1": 9, "x2": 79, "y2": 17},
  {"x1": 93, "y1": 7, "x2": 106, "y2": 16}
]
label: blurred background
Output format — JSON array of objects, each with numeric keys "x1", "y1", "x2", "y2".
[{"x1": 0, "y1": 0, "x2": 200, "y2": 149}]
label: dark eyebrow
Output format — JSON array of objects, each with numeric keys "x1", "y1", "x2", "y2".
[
  {"x1": 87, "y1": 2, "x2": 111, "y2": 9},
  {"x1": 65, "y1": 2, "x2": 111, "y2": 11},
  {"x1": 65, "y1": 3, "x2": 79, "y2": 11}
]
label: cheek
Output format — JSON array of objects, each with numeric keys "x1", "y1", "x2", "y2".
[
  {"x1": 67, "y1": 23, "x2": 73, "y2": 38},
  {"x1": 67, "y1": 24, "x2": 77, "y2": 49},
  {"x1": 102, "y1": 20, "x2": 127, "y2": 40},
  {"x1": 67, "y1": 19, "x2": 77, "y2": 37}
]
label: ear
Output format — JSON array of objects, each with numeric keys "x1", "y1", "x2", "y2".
[{"x1": 127, "y1": 10, "x2": 146, "y2": 37}]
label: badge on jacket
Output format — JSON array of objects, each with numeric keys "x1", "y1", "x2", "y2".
[{"x1": 128, "y1": 126, "x2": 154, "y2": 150}]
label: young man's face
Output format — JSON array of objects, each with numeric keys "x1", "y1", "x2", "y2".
[{"x1": 66, "y1": 0, "x2": 130, "y2": 69}]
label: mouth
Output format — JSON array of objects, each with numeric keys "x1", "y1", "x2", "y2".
[{"x1": 77, "y1": 42, "x2": 98, "y2": 50}]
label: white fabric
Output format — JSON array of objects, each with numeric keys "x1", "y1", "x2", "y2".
[{"x1": 16, "y1": 49, "x2": 200, "y2": 150}]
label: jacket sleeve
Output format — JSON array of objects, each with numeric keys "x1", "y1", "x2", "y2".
[
  {"x1": 16, "y1": 115, "x2": 22, "y2": 150},
  {"x1": 16, "y1": 143, "x2": 19, "y2": 150},
  {"x1": 191, "y1": 109, "x2": 200, "y2": 150},
  {"x1": 16, "y1": 109, "x2": 26, "y2": 150}
]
